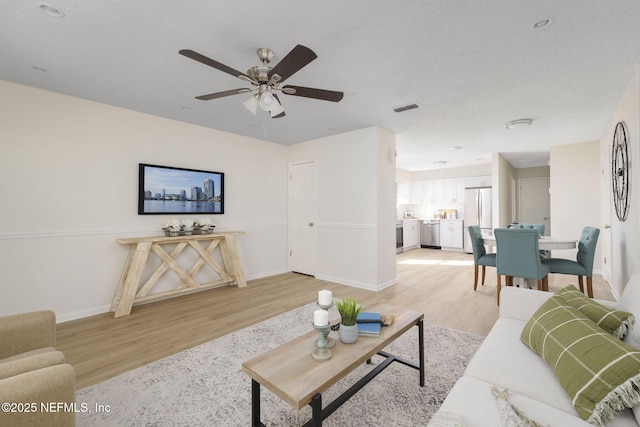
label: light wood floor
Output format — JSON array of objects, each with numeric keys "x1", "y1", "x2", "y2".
[{"x1": 56, "y1": 248, "x2": 614, "y2": 389}]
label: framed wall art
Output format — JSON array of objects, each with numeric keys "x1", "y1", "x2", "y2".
[{"x1": 138, "y1": 163, "x2": 224, "y2": 215}]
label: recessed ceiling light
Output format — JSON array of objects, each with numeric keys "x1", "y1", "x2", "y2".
[
  {"x1": 181, "y1": 106, "x2": 192, "y2": 111},
  {"x1": 433, "y1": 160, "x2": 447, "y2": 165},
  {"x1": 506, "y1": 119, "x2": 533, "y2": 129},
  {"x1": 31, "y1": 66, "x2": 48, "y2": 72},
  {"x1": 531, "y1": 17, "x2": 553, "y2": 30},
  {"x1": 38, "y1": 3, "x2": 65, "y2": 18},
  {"x1": 453, "y1": 145, "x2": 464, "y2": 150}
]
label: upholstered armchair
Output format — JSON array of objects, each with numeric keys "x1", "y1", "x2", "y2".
[
  {"x1": 0, "y1": 311, "x2": 76, "y2": 427},
  {"x1": 543, "y1": 226, "x2": 600, "y2": 298},
  {"x1": 468, "y1": 225, "x2": 497, "y2": 291}
]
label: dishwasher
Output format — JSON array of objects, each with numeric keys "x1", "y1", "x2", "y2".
[{"x1": 420, "y1": 220, "x2": 441, "y2": 249}]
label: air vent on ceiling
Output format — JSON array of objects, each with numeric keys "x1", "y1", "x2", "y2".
[{"x1": 393, "y1": 103, "x2": 421, "y2": 113}]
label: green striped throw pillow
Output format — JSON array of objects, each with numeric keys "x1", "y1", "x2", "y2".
[
  {"x1": 556, "y1": 285, "x2": 634, "y2": 338},
  {"x1": 521, "y1": 294, "x2": 640, "y2": 426}
]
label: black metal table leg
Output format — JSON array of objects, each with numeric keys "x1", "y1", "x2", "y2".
[
  {"x1": 251, "y1": 379, "x2": 266, "y2": 427},
  {"x1": 418, "y1": 318, "x2": 425, "y2": 386},
  {"x1": 310, "y1": 393, "x2": 322, "y2": 427}
]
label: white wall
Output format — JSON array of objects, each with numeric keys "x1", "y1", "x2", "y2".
[
  {"x1": 288, "y1": 127, "x2": 397, "y2": 291},
  {"x1": 492, "y1": 153, "x2": 517, "y2": 228},
  {"x1": 376, "y1": 128, "x2": 399, "y2": 287},
  {"x1": 411, "y1": 164, "x2": 492, "y2": 181},
  {"x1": 0, "y1": 81, "x2": 289, "y2": 320},
  {"x1": 549, "y1": 141, "x2": 601, "y2": 271},
  {"x1": 600, "y1": 68, "x2": 640, "y2": 297}
]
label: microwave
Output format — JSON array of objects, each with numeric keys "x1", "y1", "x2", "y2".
[{"x1": 404, "y1": 212, "x2": 415, "y2": 219}]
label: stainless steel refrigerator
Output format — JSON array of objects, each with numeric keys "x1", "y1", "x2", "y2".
[{"x1": 463, "y1": 187, "x2": 492, "y2": 253}]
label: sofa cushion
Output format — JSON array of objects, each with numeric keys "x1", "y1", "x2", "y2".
[
  {"x1": 556, "y1": 285, "x2": 634, "y2": 338},
  {"x1": 0, "y1": 364, "x2": 76, "y2": 427},
  {"x1": 434, "y1": 376, "x2": 609, "y2": 427},
  {"x1": 521, "y1": 294, "x2": 640, "y2": 426},
  {"x1": 0, "y1": 347, "x2": 56, "y2": 365},
  {"x1": 465, "y1": 318, "x2": 578, "y2": 415},
  {"x1": 0, "y1": 351, "x2": 65, "y2": 380}
]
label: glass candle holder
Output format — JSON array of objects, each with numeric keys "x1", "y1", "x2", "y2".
[
  {"x1": 311, "y1": 323, "x2": 332, "y2": 362},
  {"x1": 317, "y1": 302, "x2": 336, "y2": 349}
]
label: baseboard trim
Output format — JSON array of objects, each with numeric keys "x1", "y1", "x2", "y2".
[
  {"x1": 56, "y1": 305, "x2": 112, "y2": 323},
  {"x1": 55, "y1": 268, "x2": 290, "y2": 324},
  {"x1": 314, "y1": 274, "x2": 398, "y2": 292}
]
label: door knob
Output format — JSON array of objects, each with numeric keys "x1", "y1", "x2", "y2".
[
  {"x1": 604, "y1": 225, "x2": 611, "y2": 229},
  {"x1": 308, "y1": 222, "x2": 314, "y2": 227}
]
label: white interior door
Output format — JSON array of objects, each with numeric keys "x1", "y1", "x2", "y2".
[
  {"x1": 289, "y1": 161, "x2": 316, "y2": 276},
  {"x1": 519, "y1": 178, "x2": 550, "y2": 235}
]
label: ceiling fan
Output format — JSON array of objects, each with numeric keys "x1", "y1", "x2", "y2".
[{"x1": 179, "y1": 44, "x2": 344, "y2": 118}]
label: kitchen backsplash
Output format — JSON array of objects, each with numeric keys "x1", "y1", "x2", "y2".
[{"x1": 398, "y1": 203, "x2": 465, "y2": 220}]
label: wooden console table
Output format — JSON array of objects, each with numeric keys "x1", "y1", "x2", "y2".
[{"x1": 111, "y1": 232, "x2": 246, "y2": 317}]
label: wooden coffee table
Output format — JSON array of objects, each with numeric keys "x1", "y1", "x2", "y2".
[{"x1": 241, "y1": 304, "x2": 424, "y2": 426}]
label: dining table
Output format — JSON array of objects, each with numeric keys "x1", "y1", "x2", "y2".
[
  {"x1": 482, "y1": 234, "x2": 577, "y2": 290},
  {"x1": 482, "y1": 234, "x2": 577, "y2": 251}
]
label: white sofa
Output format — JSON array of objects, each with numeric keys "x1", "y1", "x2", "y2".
[{"x1": 430, "y1": 278, "x2": 640, "y2": 427}]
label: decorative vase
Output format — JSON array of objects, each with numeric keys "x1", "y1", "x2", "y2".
[
  {"x1": 168, "y1": 228, "x2": 180, "y2": 237},
  {"x1": 183, "y1": 227, "x2": 193, "y2": 236},
  {"x1": 339, "y1": 324, "x2": 359, "y2": 344}
]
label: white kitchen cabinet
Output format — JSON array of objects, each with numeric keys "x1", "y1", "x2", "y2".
[
  {"x1": 422, "y1": 179, "x2": 447, "y2": 204},
  {"x1": 440, "y1": 219, "x2": 464, "y2": 250},
  {"x1": 397, "y1": 180, "x2": 410, "y2": 205},
  {"x1": 410, "y1": 180, "x2": 424, "y2": 204},
  {"x1": 420, "y1": 180, "x2": 435, "y2": 204},
  {"x1": 443, "y1": 177, "x2": 466, "y2": 204},
  {"x1": 465, "y1": 175, "x2": 491, "y2": 188},
  {"x1": 403, "y1": 219, "x2": 420, "y2": 249}
]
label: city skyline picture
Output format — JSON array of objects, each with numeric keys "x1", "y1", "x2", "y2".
[{"x1": 138, "y1": 163, "x2": 224, "y2": 215}]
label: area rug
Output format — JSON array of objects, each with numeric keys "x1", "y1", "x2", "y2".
[{"x1": 76, "y1": 304, "x2": 483, "y2": 426}]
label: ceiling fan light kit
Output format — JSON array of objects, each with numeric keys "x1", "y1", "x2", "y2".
[
  {"x1": 243, "y1": 95, "x2": 259, "y2": 115},
  {"x1": 179, "y1": 45, "x2": 344, "y2": 119}
]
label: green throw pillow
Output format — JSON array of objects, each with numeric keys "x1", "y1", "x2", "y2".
[
  {"x1": 521, "y1": 294, "x2": 640, "y2": 426},
  {"x1": 556, "y1": 285, "x2": 634, "y2": 339}
]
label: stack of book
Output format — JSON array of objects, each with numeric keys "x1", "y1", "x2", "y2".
[{"x1": 356, "y1": 312, "x2": 382, "y2": 337}]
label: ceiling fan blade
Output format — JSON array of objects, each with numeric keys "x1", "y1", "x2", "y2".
[
  {"x1": 195, "y1": 88, "x2": 251, "y2": 100},
  {"x1": 271, "y1": 94, "x2": 286, "y2": 118},
  {"x1": 268, "y1": 45, "x2": 317, "y2": 83},
  {"x1": 282, "y1": 85, "x2": 344, "y2": 102},
  {"x1": 179, "y1": 49, "x2": 252, "y2": 81}
]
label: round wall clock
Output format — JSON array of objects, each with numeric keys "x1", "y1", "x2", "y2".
[{"x1": 611, "y1": 121, "x2": 630, "y2": 221}]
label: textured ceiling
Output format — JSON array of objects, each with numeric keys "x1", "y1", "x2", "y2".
[{"x1": 2, "y1": 1, "x2": 639, "y2": 171}]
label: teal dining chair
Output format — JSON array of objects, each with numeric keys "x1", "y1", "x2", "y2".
[
  {"x1": 514, "y1": 223, "x2": 547, "y2": 257},
  {"x1": 468, "y1": 225, "x2": 497, "y2": 291},
  {"x1": 494, "y1": 228, "x2": 551, "y2": 305},
  {"x1": 515, "y1": 223, "x2": 545, "y2": 235},
  {"x1": 542, "y1": 226, "x2": 600, "y2": 298}
]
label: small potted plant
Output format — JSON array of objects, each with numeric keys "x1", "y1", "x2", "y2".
[
  {"x1": 164, "y1": 219, "x2": 181, "y2": 236},
  {"x1": 181, "y1": 218, "x2": 196, "y2": 235},
  {"x1": 197, "y1": 218, "x2": 212, "y2": 234},
  {"x1": 335, "y1": 298, "x2": 363, "y2": 344}
]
